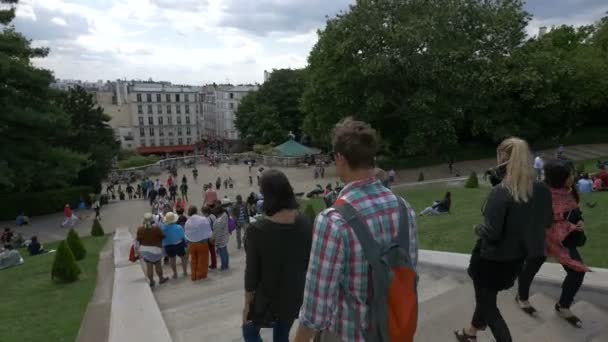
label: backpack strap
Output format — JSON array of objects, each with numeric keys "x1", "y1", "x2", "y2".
[
  {"x1": 393, "y1": 199, "x2": 411, "y2": 259},
  {"x1": 333, "y1": 201, "x2": 381, "y2": 262}
]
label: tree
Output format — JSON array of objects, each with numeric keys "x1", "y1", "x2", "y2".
[
  {"x1": 66, "y1": 228, "x2": 86, "y2": 260},
  {"x1": 57, "y1": 86, "x2": 120, "y2": 193},
  {"x1": 0, "y1": 0, "x2": 88, "y2": 193},
  {"x1": 51, "y1": 240, "x2": 81, "y2": 282},
  {"x1": 91, "y1": 219, "x2": 105, "y2": 237},
  {"x1": 235, "y1": 69, "x2": 307, "y2": 145}
]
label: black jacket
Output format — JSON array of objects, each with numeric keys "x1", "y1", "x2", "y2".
[
  {"x1": 244, "y1": 213, "x2": 313, "y2": 322},
  {"x1": 475, "y1": 182, "x2": 553, "y2": 261}
]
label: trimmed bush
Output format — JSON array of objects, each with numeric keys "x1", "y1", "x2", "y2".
[
  {"x1": 91, "y1": 219, "x2": 105, "y2": 237},
  {"x1": 51, "y1": 240, "x2": 81, "y2": 282},
  {"x1": 576, "y1": 163, "x2": 585, "y2": 175},
  {"x1": 304, "y1": 203, "x2": 317, "y2": 224},
  {"x1": 66, "y1": 229, "x2": 87, "y2": 260},
  {"x1": 418, "y1": 172, "x2": 425, "y2": 182},
  {"x1": 0, "y1": 186, "x2": 93, "y2": 220},
  {"x1": 465, "y1": 172, "x2": 479, "y2": 188},
  {"x1": 116, "y1": 154, "x2": 160, "y2": 169}
]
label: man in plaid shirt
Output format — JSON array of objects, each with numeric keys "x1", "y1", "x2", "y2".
[{"x1": 295, "y1": 118, "x2": 418, "y2": 342}]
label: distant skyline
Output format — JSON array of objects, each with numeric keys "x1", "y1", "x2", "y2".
[{"x1": 12, "y1": 0, "x2": 608, "y2": 85}]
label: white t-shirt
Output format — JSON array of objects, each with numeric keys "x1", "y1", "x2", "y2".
[{"x1": 534, "y1": 156, "x2": 544, "y2": 170}]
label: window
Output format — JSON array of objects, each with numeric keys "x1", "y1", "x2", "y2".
[
  {"x1": 159, "y1": 138, "x2": 165, "y2": 146},
  {"x1": 156, "y1": 94, "x2": 161, "y2": 102},
  {"x1": 159, "y1": 127, "x2": 164, "y2": 136},
  {"x1": 185, "y1": 104, "x2": 190, "y2": 114},
  {"x1": 138, "y1": 117, "x2": 144, "y2": 125},
  {"x1": 139, "y1": 127, "x2": 145, "y2": 136},
  {"x1": 186, "y1": 127, "x2": 191, "y2": 135},
  {"x1": 168, "y1": 116, "x2": 172, "y2": 124},
  {"x1": 176, "y1": 104, "x2": 181, "y2": 114},
  {"x1": 147, "y1": 105, "x2": 153, "y2": 114},
  {"x1": 177, "y1": 127, "x2": 182, "y2": 135},
  {"x1": 187, "y1": 138, "x2": 191, "y2": 144},
  {"x1": 137, "y1": 93, "x2": 142, "y2": 102},
  {"x1": 157, "y1": 105, "x2": 162, "y2": 114},
  {"x1": 140, "y1": 140, "x2": 146, "y2": 147},
  {"x1": 177, "y1": 116, "x2": 182, "y2": 124},
  {"x1": 146, "y1": 94, "x2": 152, "y2": 102},
  {"x1": 185, "y1": 116, "x2": 190, "y2": 124},
  {"x1": 158, "y1": 117, "x2": 163, "y2": 125},
  {"x1": 169, "y1": 139, "x2": 174, "y2": 146},
  {"x1": 229, "y1": 102, "x2": 234, "y2": 109},
  {"x1": 150, "y1": 140, "x2": 156, "y2": 147},
  {"x1": 195, "y1": 106, "x2": 199, "y2": 114},
  {"x1": 185, "y1": 94, "x2": 190, "y2": 102},
  {"x1": 149, "y1": 127, "x2": 155, "y2": 136},
  {"x1": 167, "y1": 105, "x2": 172, "y2": 114},
  {"x1": 229, "y1": 92, "x2": 234, "y2": 99},
  {"x1": 168, "y1": 131, "x2": 173, "y2": 136},
  {"x1": 178, "y1": 138, "x2": 183, "y2": 145},
  {"x1": 148, "y1": 117, "x2": 153, "y2": 125},
  {"x1": 175, "y1": 94, "x2": 180, "y2": 102},
  {"x1": 166, "y1": 94, "x2": 171, "y2": 102},
  {"x1": 137, "y1": 105, "x2": 143, "y2": 114}
]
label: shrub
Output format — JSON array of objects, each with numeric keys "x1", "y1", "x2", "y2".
[
  {"x1": 465, "y1": 172, "x2": 479, "y2": 188},
  {"x1": 66, "y1": 229, "x2": 87, "y2": 260},
  {"x1": 576, "y1": 163, "x2": 585, "y2": 175},
  {"x1": 418, "y1": 172, "x2": 425, "y2": 182},
  {"x1": 91, "y1": 219, "x2": 105, "y2": 237},
  {"x1": 116, "y1": 155, "x2": 159, "y2": 169},
  {"x1": 0, "y1": 186, "x2": 93, "y2": 220},
  {"x1": 304, "y1": 203, "x2": 317, "y2": 223},
  {"x1": 51, "y1": 240, "x2": 81, "y2": 283}
]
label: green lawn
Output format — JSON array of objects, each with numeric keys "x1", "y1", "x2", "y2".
[
  {"x1": 0, "y1": 235, "x2": 109, "y2": 342},
  {"x1": 304, "y1": 184, "x2": 608, "y2": 268}
]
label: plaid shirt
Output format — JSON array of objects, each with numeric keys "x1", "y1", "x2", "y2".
[{"x1": 299, "y1": 176, "x2": 418, "y2": 341}]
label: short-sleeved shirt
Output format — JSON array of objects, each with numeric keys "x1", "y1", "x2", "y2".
[
  {"x1": 162, "y1": 223, "x2": 185, "y2": 246},
  {"x1": 534, "y1": 156, "x2": 544, "y2": 169},
  {"x1": 136, "y1": 226, "x2": 164, "y2": 248}
]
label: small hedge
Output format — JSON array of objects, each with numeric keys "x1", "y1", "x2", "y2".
[
  {"x1": 0, "y1": 186, "x2": 93, "y2": 220},
  {"x1": 66, "y1": 229, "x2": 87, "y2": 261},
  {"x1": 418, "y1": 172, "x2": 425, "y2": 182},
  {"x1": 51, "y1": 240, "x2": 81, "y2": 283},
  {"x1": 304, "y1": 203, "x2": 317, "y2": 224},
  {"x1": 465, "y1": 172, "x2": 479, "y2": 188},
  {"x1": 91, "y1": 219, "x2": 105, "y2": 237},
  {"x1": 116, "y1": 155, "x2": 159, "y2": 169}
]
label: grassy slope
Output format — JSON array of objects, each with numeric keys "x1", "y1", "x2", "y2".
[{"x1": 0, "y1": 235, "x2": 109, "y2": 342}]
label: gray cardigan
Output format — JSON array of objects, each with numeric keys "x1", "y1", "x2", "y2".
[{"x1": 475, "y1": 182, "x2": 553, "y2": 261}]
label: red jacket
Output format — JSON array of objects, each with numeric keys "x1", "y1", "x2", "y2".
[
  {"x1": 597, "y1": 170, "x2": 608, "y2": 188},
  {"x1": 64, "y1": 207, "x2": 72, "y2": 218}
]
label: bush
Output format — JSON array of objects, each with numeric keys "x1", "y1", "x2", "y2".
[
  {"x1": 0, "y1": 186, "x2": 93, "y2": 220},
  {"x1": 51, "y1": 240, "x2": 81, "y2": 283},
  {"x1": 304, "y1": 203, "x2": 317, "y2": 223},
  {"x1": 116, "y1": 155, "x2": 159, "y2": 169},
  {"x1": 252, "y1": 144, "x2": 274, "y2": 155},
  {"x1": 418, "y1": 172, "x2": 425, "y2": 182},
  {"x1": 576, "y1": 163, "x2": 585, "y2": 175},
  {"x1": 91, "y1": 219, "x2": 105, "y2": 237},
  {"x1": 66, "y1": 229, "x2": 87, "y2": 260},
  {"x1": 465, "y1": 172, "x2": 479, "y2": 188}
]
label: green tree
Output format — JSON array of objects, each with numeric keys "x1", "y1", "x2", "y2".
[
  {"x1": 51, "y1": 240, "x2": 81, "y2": 282},
  {"x1": 57, "y1": 86, "x2": 120, "y2": 193},
  {"x1": 0, "y1": 0, "x2": 88, "y2": 193},
  {"x1": 66, "y1": 228, "x2": 86, "y2": 260},
  {"x1": 91, "y1": 219, "x2": 105, "y2": 237},
  {"x1": 465, "y1": 172, "x2": 479, "y2": 188},
  {"x1": 235, "y1": 69, "x2": 307, "y2": 145}
]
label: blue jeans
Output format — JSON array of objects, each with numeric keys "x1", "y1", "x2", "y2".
[
  {"x1": 242, "y1": 320, "x2": 293, "y2": 342},
  {"x1": 218, "y1": 246, "x2": 229, "y2": 270}
]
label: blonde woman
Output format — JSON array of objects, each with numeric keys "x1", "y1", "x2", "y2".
[{"x1": 455, "y1": 138, "x2": 553, "y2": 342}]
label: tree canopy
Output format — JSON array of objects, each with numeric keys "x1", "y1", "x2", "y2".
[{"x1": 235, "y1": 68, "x2": 307, "y2": 145}]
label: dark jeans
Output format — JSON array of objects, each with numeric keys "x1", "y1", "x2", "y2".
[
  {"x1": 518, "y1": 257, "x2": 546, "y2": 301},
  {"x1": 471, "y1": 280, "x2": 512, "y2": 342},
  {"x1": 218, "y1": 246, "x2": 229, "y2": 270},
  {"x1": 236, "y1": 227, "x2": 242, "y2": 249},
  {"x1": 560, "y1": 248, "x2": 585, "y2": 308},
  {"x1": 242, "y1": 320, "x2": 293, "y2": 342},
  {"x1": 208, "y1": 242, "x2": 217, "y2": 269}
]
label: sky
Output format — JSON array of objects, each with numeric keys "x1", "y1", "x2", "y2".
[{"x1": 10, "y1": 0, "x2": 608, "y2": 84}]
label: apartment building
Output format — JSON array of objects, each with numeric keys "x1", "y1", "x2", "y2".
[{"x1": 208, "y1": 85, "x2": 258, "y2": 141}]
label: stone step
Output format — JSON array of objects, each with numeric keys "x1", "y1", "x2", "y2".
[
  {"x1": 520, "y1": 300, "x2": 608, "y2": 342},
  {"x1": 569, "y1": 146, "x2": 607, "y2": 159},
  {"x1": 590, "y1": 331, "x2": 608, "y2": 342},
  {"x1": 418, "y1": 274, "x2": 462, "y2": 303},
  {"x1": 563, "y1": 149, "x2": 594, "y2": 161}
]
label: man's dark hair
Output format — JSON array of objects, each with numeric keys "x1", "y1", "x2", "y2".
[
  {"x1": 176, "y1": 208, "x2": 184, "y2": 215},
  {"x1": 201, "y1": 206, "x2": 211, "y2": 216},
  {"x1": 260, "y1": 169, "x2": 298, "y2": 216},
  {"x1": 544, "y1": 159, "x2": 574, "y2": 189},
  {"x1": 187, "y1": 205, "x2": 197, "y2": 216},
  {"x1": 332, "y1": 117, "x2": 378, "y2": 169}
]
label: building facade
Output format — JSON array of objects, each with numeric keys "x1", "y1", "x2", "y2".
[{"x1": 210, "y1": 85, "x2": 258, "y2": 141}]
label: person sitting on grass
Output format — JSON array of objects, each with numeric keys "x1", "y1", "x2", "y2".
[
  {"x1": 16, "y1": 212, "x2": 29, "y2": 226},
  {"x1": 0, "y1": 244, "x2": 23, "y2": 270},
  {"x1": 27, "y1": 236, "x2": 46, "y2": 255},
  {"x1": 576, "y1": 174, "x2": 594, "y2": 194},
  {"x1": 593, "y1": 176, "x2": 605, "y2": 192},
  {"x1": 419, "y1": 192, "x2": 452, "y2": 216}
]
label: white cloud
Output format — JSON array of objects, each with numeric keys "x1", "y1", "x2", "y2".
[{"x1": 50, "y1": 17, "x2": 67, "y2": 26}]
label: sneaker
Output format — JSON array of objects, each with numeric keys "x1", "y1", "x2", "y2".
[
  {"x1": 516, "y1": 296, "x2": 537, "y2": 316},
  {"x1": 555, "y1": 303, "x2": 582, "y2": 328},
  {"x1": 149, "y1": 280, "x2": 156, "y2": 288},
  {"x1": 159, "y1": 277, "x2": 169, "y2": 284}
]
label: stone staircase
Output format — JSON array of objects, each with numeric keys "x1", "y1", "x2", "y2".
[
  {"x1": 152, "y1": 243, "x2": 608, "y2": 342},
  {"x1": 539, "y1": 144, "x2": 608, "y2": 163}
]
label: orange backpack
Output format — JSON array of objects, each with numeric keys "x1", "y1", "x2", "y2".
[{"x1": 333, "y1": 199, "x2": 418, "y2": 341}]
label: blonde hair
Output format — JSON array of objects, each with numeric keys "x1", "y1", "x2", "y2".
[{"x1": 497, "y1": 137, "x2": 535, "y2": 203}]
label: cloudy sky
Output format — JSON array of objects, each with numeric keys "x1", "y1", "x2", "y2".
[{"x1": 11, "y1": 0, "x2": 608, "y2": 84}]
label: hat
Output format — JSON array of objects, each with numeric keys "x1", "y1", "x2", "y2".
[
  {"x1": 221, "y1": 197, "x2": 232, "y2": 206},
  {"x1": 163, "y1": 212, "x2": 178, "y2": 224},
  {"x1": 143, "y1": 213, "x2": 154, "y2": 224}
]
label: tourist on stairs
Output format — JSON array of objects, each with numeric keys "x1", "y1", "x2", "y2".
[
  {"x1": 517, "y1": 159, "x2": 590, "y2": 328},
  {"x1": 202, "y1": 206, "x2": 218, "y2": 270},
  {"x1": 212, "y1": 202, "x2": 230, "y2": 270},
  {"x1": 455, "y1": 137, "x2": 552, "y2": 342},
  {"x1": 136, "y1": 213, "x2": 168, "y2": 287},
  {"x1": 242, "y1": 169, "x2": 313, "y2": 342},
  {"x1": 184, "y1": 206, "x2": 212, "y2": 281},
  {"x1": 162, "y1": 212, "x2": 188, "y2": 279}
]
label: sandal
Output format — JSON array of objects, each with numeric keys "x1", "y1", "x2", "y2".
[
  {"x1": 454, "y1": 329, "x2": 477, "y2": 342},
  {"x1": 555, "y1": 303, "x2": 582, "y2": 328},
  {"x1": 516, "y1": 296, "x2": 538, "y2": 316}
]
